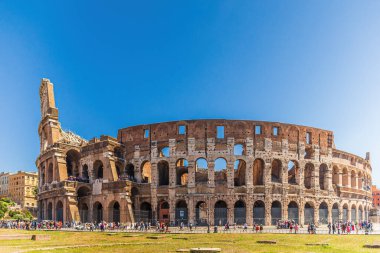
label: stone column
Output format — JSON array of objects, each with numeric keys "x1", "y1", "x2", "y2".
[
  {"x1": 355, "y1": 175, "x2": 359, "y2": 189},
  {"x1": 228, "y1": 201, "x2": 234, "y2": 225},
  {"x1": 169, "y1": 161, "x2": 176, "y2": 188},
  {"x1": 314, "y1": 163, "x2": 320, "y2": 190},
  {"x1": 187, "y1": 160, "x2": 195, "y2": 188},
  {"x1": 227, "y1": 161, "x2": 234, "y2": 189},
  {"x1": 338, "y1": 170, "x2": 342, "y2": 186},
  {"x1": 265, "y1": 200, "x2": 271, "y2": 226},
  {"x1": 208, "y1": 161, "x2": 215, "y2": 188},
  {"x1": 347, "y1": 171, "x2": 351, "y2": 188},
  {"x1": 328, "y1": 205, "x2": 332, "y2": 223},
  {"x1": 347, "y1": 207, "x2": 352, "y2": 222},
  {"x1": 299, "y1": 204, "x2": 304, "y2": 225},
  {"x1": 327, "y1": 167, "x2": 333, "y2": 191},
  {"x1": 314, "y1": 205, "x2": 319, "y2": 225},
  {"x1": 246, "y1": 198, "x2": 253, "y2": 226},
  {"x1": 188, "y1": 197, "x2": 194, "y2": 224}
]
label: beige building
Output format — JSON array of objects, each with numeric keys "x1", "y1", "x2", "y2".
[
  {"x1": 0, "y1": 172, "x2": 10, "y2": 197},
  {"x1": 8, "y1": 171, "x2": 38, "y2": 208},
  {"x1": 37, "y1": 78, "x2": 372, "y2": 225}
]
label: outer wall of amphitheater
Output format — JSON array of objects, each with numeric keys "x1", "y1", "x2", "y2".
[{"x1": 37, "y1": 79, "x2": 372, "y2": 226}]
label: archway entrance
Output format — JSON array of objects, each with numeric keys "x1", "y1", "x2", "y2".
[
  {"x1": 288, "y1": 201, "x2": 299, "y2": 224},
  {"x1": 109, "y1": 202, "x2": 120, "y2": 223},
  {"x1": 318, "y1": 202, "x2": 328, "y2": 224},
  {"x1": 332, "y1": 203, "x2": 339, "y2": 223},
  {"x1": 56, "y1": 201, "x2": 63, "y2": 222},
  {"x1": 93, "y1": 202, "x2": 103, "y2": 223},
  {"x1": 47, "y1": 202, "x2": 53, "y2": 220},
  {"x1": 195, "y1": 201, "x2": 208, "y2": 226},
  {"x1": 158, "y1": 201, "x2": 170, "y2": 223},
  {"x1": 271, "y1": 201, "x2": 282, "y2": 225},
  {"x1": 253, "y1": 201, "x2": 265, "y2": 225},
  {"x1": 79, "y1": 203, "x2": 89, "y2": 223},
  {"x1": 214, "y1": 201, "x2": 227, "y2": 226},
  {"x1": 234, "y1": 200, "x2": 246, "y2": 225},
  {"x1": 343, "y1": 204, "x2": 348, "y2": 222},
  {"x1": 137, "y1": 202, "x2": 152, "y2": 223},
  {"x1": 175, "y1": 200, "x2": 188, "y2": 225},
  {"x1": 304, "y1": 203, "x2": 314, "y2": 224}
]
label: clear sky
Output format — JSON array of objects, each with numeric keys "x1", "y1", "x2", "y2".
[{"x1": 0, "y1": 1, "x2": 379, "y2": 183}]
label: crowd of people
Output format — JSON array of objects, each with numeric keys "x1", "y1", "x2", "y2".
[{"x1": 0, "y1": 219, "x2": 375, "y2": 235}]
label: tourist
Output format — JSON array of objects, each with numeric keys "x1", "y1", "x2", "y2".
[{"x1": 328, "y1": 222, "x2": 331, "y2": 234}]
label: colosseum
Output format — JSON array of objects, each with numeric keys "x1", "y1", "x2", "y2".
[{"x1": 37, "y1": 78, "x2": 373, "y2": 226}]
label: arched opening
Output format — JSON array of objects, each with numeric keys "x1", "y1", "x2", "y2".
[
  {"x1": 342, "y1": 168, "x2": 348, "y2": 186},
  {"x1": 351, "y1": 171, "x2": 356, "y2": 188},
  {"x1": 332, "y1": 166, "x2": 339, "y2": 186},
  {"x1": 214, "y1": 200, "x2": 227, "y2": 226},
  {"x1": 138, "y1": 202, "x2": 152, "y2": 223},
  {"x1": 288, "y1": 160, "x2": 299, "y2": 185},
  {"x1": 82, "y1": 165, "x2": 89, "y2": 182},
  {"x1": 253, "y1": 201, "x2": 265, "y2": 225},
  {"x1": 253, "y1": 159, "x2": 264, "y2": 185},
  {"x1": 56, "y1": 201, "x2": 63, "y2": 222},
  {"x1": 351, "y1": 204, "x2": 357, "y2": 222},
  {"x1": 125, "y1": 163, "x2": 135, "y2": 180},
  {"x1": 214, "y1": 158, "x2": 227, "y2": 184},
  {"x1": 115, "y1": 163, "x2": 122, "y2": 179},
  {"x1": 288, "y1": 201, "x2": 299, "y2": 224},
  {"x1": 234, "y1": 144, "x2": 244, "y2": 155},
  {"x1": 47, "y1": 163, "x2": 53, "y2": 183},
  {"x1": 93, "y1": 160, "x2": 104, "y2": 180},
  {"x1": 176, "y1": 159, "x2": 188, "y2": 186},
  {"x1": 195, "y1": 201, "x2": 207, "y2": 226},
  {"x1": 66, "y1": 150, "x2": 80, "y2": 178},
  {"x1": 271, "y1": 159, "x2": 282, "y2": 183},
  {"x1": 358, "y1": 172, "x2": 363, "y2": 189},
  {"x1": 332, "y1": 203, "x2": 339, "y2": 223},
  {"x1": 318, "y1": 202, "x2": 328, "y2": 224},
  {"x1": 114, "y1": 147, "x2": 123, "y2": 159},
  {"x1": 41, "y1": 167, "x2": 46, "y2": 185},
  {"x1": 319, "y1": 164, "x2": 328, "y2": 190},
  {"x1": 195, "y1": 158, "x2": 208, "y2": 184},
  {"x1": 342, "y1": 204, "x2": 348, "y2": 222},
  {"x1": 40, "y1": 202, "x2": 45, "y2": 220},
  {"x1": 304, "y1": 163, "x2": 314, "y2": 189},
  {"x1": 175, "y1": 200, "x2": 188, "y2": 225},
  {"x1": 234, "y1": 159, "x2": 246, "y2": 186},
  {"x1": 109, "y1": 201, "x2": 120, "y2": 223},
  {"x1": 304, "y1": 202, "x2": 314, "y2": 224},
  {"x1": 47, "y1": 202, "x2": 53, "y2": 220},
  {"x1": 79, "y1": 203, "x2": 89, "y2": 223},
  {"x1": 158, "y1": 201, "x2": 170, "y2": 223},
  {"x1": 234, "y1": 200, "x2": 246, "y2": 225},
  {"x1": 271, "y1": 201, "x2": 282, "y2": 225},
  {"x1": 159, "y1": 147, "x2": 170, "y2": 157},
  {"x1": 359, "y1": 206, "x2": 363, "y2": 221},
  {"x1": 141, "y1": 161, "x2": 151, "y2": 183},
  {"x1": 93, "y1": 202, "x2": 103, "y2": 223},
  {"x1": 158, "y1": 161, "x2": 169, "y2": 186}
]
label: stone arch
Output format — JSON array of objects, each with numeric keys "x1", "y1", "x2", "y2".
[
  {"x1": 125, "y1": 163, "x2": 135, "y2": 180},
  {"x1": 158, "y1": 200, "x2": 170, "y2": 223},
  {"x1": 175, "y1": 200, "x2": 188, "y2": 225},
  {"x1": 158, "y1": 161, "x2": 169, "y2": 186},
  {"x1": 47, "y1": 202, "x2": 53, "y2": 220},
  {"x1": 234, "y1": 159, "x2": 246, "y2": 186},
  {"x1": 214, "y1": 158, "x2": 227, "y2": 184},
  {"x1": 351, "y1": 170, "x2": 356, "y2": 188},
  {"x1": 304, "y1": 202, "x2": 315, "y2": 224},
  {"x1": 342, "y1": 168, "x2": 348, "y2": 186},
  {"x1": 318, "y1": 202, "x2": 328, "y2": 224},
  {"x1": 234, "y1": 144, "x2": 244, "y2": 155},
  {"x1": 176, "y1": 158, "x2": 189, "y2": 186},
  {"x1": 253, "y1": 200, "x2": 265, "y2": 225},
  {"x1": 358, "y1": 205, "x2": 363, "y2": 221},
  {"x1": 195, "y1": 158, "x2": 208, "y2": 184},
  {"x1": 195, "y1": 201, "x2": 208, "y2": 226},
  {"x1": 351, "y1": 204, "x2": 357, "y2": 222},
  {"x1": 93, "y1": 160, "x2": 104, "y2": 180},
  {"x1": 288, "y1": 201, "x2": 299, "y2": 223},
  {"x1": 82, "y1": 164, "x2": 89, "y2": 181},
  {"x1": 93, "y1": 202, "x2": 103, "y2": 223},
  {"x1": 332, "y1": 166, "x2": 339, "y2": 185},
  {"x1": 47, "y1": 163, "x2": 53, "y2": 183},
  {"x1": 141, "y1": 161, "x2": 151, "y2": 183},
  {"x1": 109, "y1": 201, "x2": 120, "y2": 223},
  {"x1": 41, "y1": 166, "x2": 46, "y2": 185},
  {"x1": 214, "y1": 200, "x2": 228, "y2": 226},
  {"x1": 271, "y1": 159, "x2": 282, "y2": 183},
  {"x1": 66, "y1": 149, "x2": 80, "y2": 178},
  {"x1": 234, "y1": 200, "x2": 246, "y2": 225},
  {"x1": 139, "y1": 202, "x2": 152, "y2": 223},
  {"x1": 332, "y1": 203, "x2": 339, "y2": 222},
  {"x1": 304, "y1": 163, "x2": 314, "y2": 189},
  {"x1": 288, "y1": 160, "x2": 299, "y2": 185},
  {"x1": 271, "y1": 201, "x2": 282, "y2": 225},
  {"x1": 319, "y1": 164, "x2": 328, "y2": 190},
  {"x1": 358, "y1": 171, "x2": 363, "y2": 189},
  {"x1": 159, "y1": 146, "x2": 170, "y2": 158},
  {"x1": 78, "y1": 202, "x2": 89, "y2": 223},
  {"x1": 56, "y1": 201, "x2": 63, "y2": 222},
  {"x1": 253, "y1": 158, "x2": 264, "y2": 185},
  {"x1": 342, "y1": 203, "x2": 349, "y2": 222}
]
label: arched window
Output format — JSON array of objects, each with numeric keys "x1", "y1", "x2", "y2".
[
  {"x1": 234, "y1": 200, "x2": 246, "y2": 225},
  {"x1": 195, "y1": 158, "x2": 208, "y2": 184},
  {"x1": 159, "y1": 147, "x2": 170, "y2": 158},
  {"x1": 351, "y1": 170, "x2": 356, "y2": 188},
  {"x1": 82, "y1": 165, "x2": 89, "y2": 181},
  {"x1": 319, "y1": 164, "x2": 328, "y2": 190},
  {"x1": 214, "y1": 158, "x2": 227, "y2": 184},
  {"x1": 234, "y1": 144, "x2": 244, "y2": 155},
  {"x1": 271, "y1": 159, "x2": 282, "y2": 183},
  {"x1": 253, "y1": 159, "x2": 264, "y2": 185},
  {"x1": 287, "y1": 160, "x2": 299, "y2": 185},
  {"x1": 66, "y1": 150, "x2": 80, "y2": 178},
  {"x1": 47, "y1": 163, "x2": 53, "y2": 184},
  {"x1": 176, "y1": 159, "x2": 189, "y2": 186},
  {"x1": 332, "y1": 166, "x2": 339, "y2": 186},
  {"x1": 304, "y1": 163, "x2": 314, "y2": 189},
  {"x1": 141, "y1": 161, "x2": 151, "y2": 183},
  {"x1": 342, "y1": 168, "x2": 348, "y2": 186},
  {"x1": 234, "y1": 159, "x2": 246, "y2": 186},
  {"x1": 158, "y1": 161, "x2": 169, "y2": 186},
  {"x1": 93, "y1": 160, "x2": 103, "y2": 180},
  {"x1": 125, "y1": 163, "x2": 135, "y2": 180}
]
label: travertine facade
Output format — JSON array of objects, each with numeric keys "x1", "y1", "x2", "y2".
[{"x1": 37, "y1": 78, "x2": 372, "y2": 225}]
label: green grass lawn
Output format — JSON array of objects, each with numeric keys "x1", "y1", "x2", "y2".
[{"x1": 1, "y1": 229, "x2": 380, "y2": 253}]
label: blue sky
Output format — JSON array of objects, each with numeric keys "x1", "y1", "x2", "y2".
[{"x1": 0, "y1": 1, "x2": 379, "y2": 183}]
